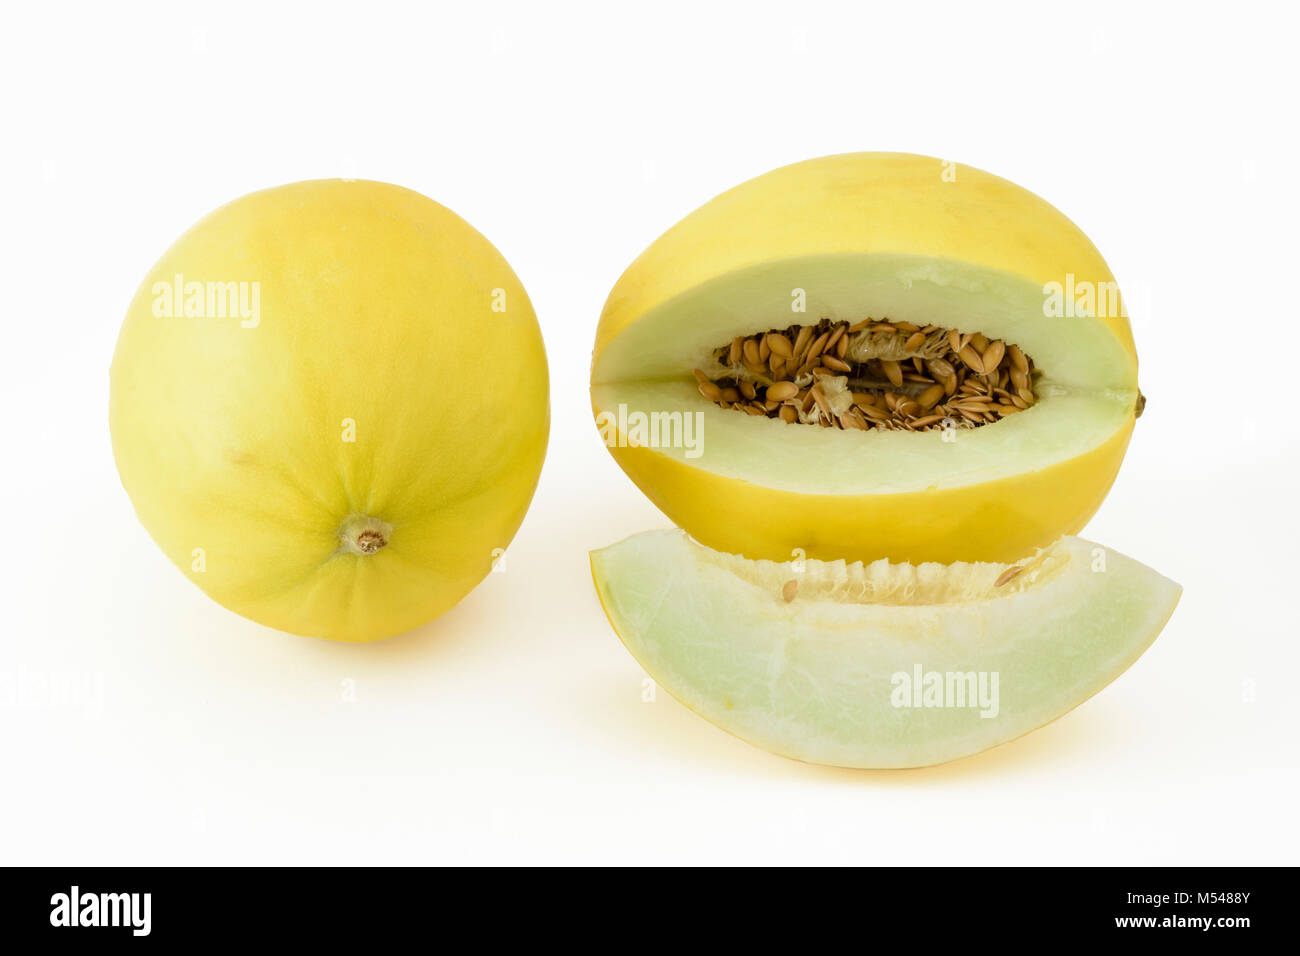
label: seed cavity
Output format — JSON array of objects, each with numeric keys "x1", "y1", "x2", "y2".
[{"x1": 695, "y1": 318, "x2": 1040, "y2": 431}]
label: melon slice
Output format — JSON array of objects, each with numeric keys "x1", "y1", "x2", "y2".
[{"x1": 590, "y1": 530, "x2": 1180, "y2": 769}]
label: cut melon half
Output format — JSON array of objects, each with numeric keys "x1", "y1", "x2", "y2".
[
  {"x1": 590, "y1": 530, "x2": 1180, "y2": 769},
  {"x1": 591, "y1": 152, "x2": 1142, "y2": 564}
]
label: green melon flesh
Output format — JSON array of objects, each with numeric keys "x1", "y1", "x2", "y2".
[
  {"x1": 590, "y1": 254, "x2": 1138, "y2": 495},
  {"x1": 590, "y1": 530, "x2": 1180, "y2": 769}
]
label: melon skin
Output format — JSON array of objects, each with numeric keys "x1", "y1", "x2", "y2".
[
  {"x1": 110, "y1": 180, "x2": 549, "y2": 642},
  {"x1": 590, "y1": 531, "x2": 1180, "y2": 769},
  {"x1": 590, "y1": 152, "x2": 1141, "y2": 564}
]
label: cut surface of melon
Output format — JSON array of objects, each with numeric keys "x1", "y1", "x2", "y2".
[
  {"x1": 590, "y1": 530, "x2": 1180, "y2": 769},
  {"x1": 593, "y1": 375, "x2": 1129, "y2": 496}
]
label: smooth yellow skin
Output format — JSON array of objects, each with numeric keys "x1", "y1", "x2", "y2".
[
  {"x1": 592, "y1": 152, "x2": 1138, "y2": 563},
  {"x1": 111, "y1": 180, "x2": 549, "y2": 641}
]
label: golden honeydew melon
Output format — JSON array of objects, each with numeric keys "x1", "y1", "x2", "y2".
[
  {"x1": 591, "y1": 531, "x2": 1180, "y2": 769},
  {"x1": 591, "y1": 152, "x2": 1140, "y2": 564},
  {"x1": 111, "y1": 180, "x2": 549, "y2": 642}
]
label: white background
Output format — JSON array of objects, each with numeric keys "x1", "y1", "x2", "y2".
[{"x1": 2, "y1": 1, "x2": 1297, "y2": 865}]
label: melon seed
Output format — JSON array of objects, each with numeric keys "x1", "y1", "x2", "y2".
[{"x1": 696, "y1": 318, "x2": 1037, "y2": 433}]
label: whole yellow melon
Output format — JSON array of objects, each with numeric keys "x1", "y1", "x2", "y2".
[{"x1": 111, "y1": 180, "x2": 549, "y2": 641}]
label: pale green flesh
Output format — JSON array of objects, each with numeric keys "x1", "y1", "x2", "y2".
[
  {"x1": 591, "y1": 530, "x2": 1180, "y2": 769},
  {"x1": 592, "y1": 254, "x2": 1138, "y2": 495},
  {"x1": 593, "y1": 379, "x2": 1128, "y2": 495}
]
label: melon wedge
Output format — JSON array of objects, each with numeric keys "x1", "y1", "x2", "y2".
[{"x1": 590, "y1": 530, "x2": 1180, "y2": 769}]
